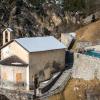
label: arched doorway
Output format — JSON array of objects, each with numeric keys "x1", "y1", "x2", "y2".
[{"x1": 0, "y1": 94, "x2": 9, "y2": 100}]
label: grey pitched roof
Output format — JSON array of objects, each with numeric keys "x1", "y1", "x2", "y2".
[{"x1": 15, "y1": 36, "x2": 65, "y2": 52}]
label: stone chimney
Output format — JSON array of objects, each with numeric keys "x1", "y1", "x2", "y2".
[{"x1": 3, "y1": 28, "x2": 14, "y2": 45}]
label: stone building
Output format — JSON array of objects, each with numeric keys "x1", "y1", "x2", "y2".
[
  {"x1": 76, "y1": 41, "x2": 93, "y2": 49},
  {"x1": 85, "y1": 45, "x2": 100, "y2": 51},
  {"x1": 76, "y1": 40, "x2": 100, "y2": 49},
  {"x1": 61, "y1": 32, "x2": 76, "y2": 50},
  {"x1": 0, "y1": 29, "x2": 65, "y2": 90}
]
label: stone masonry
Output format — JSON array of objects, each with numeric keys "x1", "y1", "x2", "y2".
[
  {"x1": 72, "y1": 53, "x2": 100, "y2": 80},
  {"x1": 0, "y1": 88, "x2": 34, "y2": 100}
]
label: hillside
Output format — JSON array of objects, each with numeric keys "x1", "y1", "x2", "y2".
[
  {"x1": 0, "y1": 0, "x2": 100, "y2": 47},
  {"x1": 76, "y1": 20, "x2": 100, "y2": 42},
  {"x1": 0, "y1": 0, "x2": 79, "y2": 37},
  {"x1": 0, "y1": 0, "x2": 80, "y2": 46},
  {"x1": 48, "y1": 79, "x2": 100, "y2": 100}
]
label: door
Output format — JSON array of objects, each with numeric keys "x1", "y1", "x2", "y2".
[{"x1": 16, "y1": 73, "x2": 22, "y2": 83}]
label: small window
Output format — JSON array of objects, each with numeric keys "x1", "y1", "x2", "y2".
[
  {"x1": 16, "y1": 73, "x2": 22, "y2": 83},
  {"x1": 5, "y1": 31, "x2": 8, "y2": 42}
]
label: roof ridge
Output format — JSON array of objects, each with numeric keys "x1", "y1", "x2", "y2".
[{"x1": 15, "y1": 36, "x2": 65, "y2": 52}]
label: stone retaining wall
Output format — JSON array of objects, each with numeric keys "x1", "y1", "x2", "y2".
[
  {"x1": 0, "y1": 88, "x2": 33, "y2": 100},
  {"x1": 72, "y1": 53, "x2": 100, "y2": 80},
  {"x1": 0, "y1": 80, "x2": 27, "y2": 90}
]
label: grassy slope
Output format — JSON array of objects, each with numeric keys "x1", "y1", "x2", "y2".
[
  {"x1": 48, "y1": 79, "x2": 100, "y2": 100},
  {"x1": 76, "y1": 20, "x2": 100, "y2": 42}
]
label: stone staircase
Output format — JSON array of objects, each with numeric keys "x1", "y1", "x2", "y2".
[
  {"x1": 39, "y1": 69, "x2": 72, "y2": 99},
  {"x1": 40, "y1": 72, "x2": 61, "y2": 94},
  {"x1": 49, "y1": 69, "x2": 71, "y2": 92}
]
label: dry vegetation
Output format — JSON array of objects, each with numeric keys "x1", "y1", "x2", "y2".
[
  {"x1": 76, "y1": 20, "x2": 100, "y2": 42},
  {"x1": 48, "y1": 79, "x2": 100, "y2": 100}
]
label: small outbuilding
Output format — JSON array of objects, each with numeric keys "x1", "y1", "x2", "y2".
[{"x1": 61, "y1": 32, "x2": 76, "y2": 50}]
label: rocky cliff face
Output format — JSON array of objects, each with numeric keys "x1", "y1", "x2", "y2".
[
  {"x1": 0, "y1": 0, "x2": 100, "y2": 46},
  {"x1": 0, "y1": 0, "x2": 83, "y2": 46},
  {"x1": 0, "y1": 1, "x2": 66, "y2": 38}
]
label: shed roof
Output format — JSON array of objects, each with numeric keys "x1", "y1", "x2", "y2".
[
  {"x1": 6, "y1": 28, "x2": 13, "y2": 32},
  {"x1": 15, "y1": 36, "x2": 65, "y2": 52},
  {"x1": 0, "y1": 56, "x2": 28, "y2": 67}
]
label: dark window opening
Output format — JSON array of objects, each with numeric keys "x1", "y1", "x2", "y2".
[{"x1": 5, "y1": 31, "x2": 8, "y2": 43}]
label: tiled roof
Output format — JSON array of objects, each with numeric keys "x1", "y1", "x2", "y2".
[
  {"x1": 0, "y1": 56, "x2": 28, "y2": 67},
  {"x1": 15, "y1": 36, "x2": 65, "y2": 52}
]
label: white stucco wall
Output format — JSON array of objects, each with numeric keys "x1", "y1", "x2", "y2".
[
  {"x1": 29, "y1": 49, "x2": 65, "y2": 84},
  {"x1": 1, "y1": 41, "x2": 29, "y2": 63},
  {"x1": 61, "y1": 33, "x2": 75, "y2": 49},
  {"x1": 0, "y1": 65, "x2": 28, "y2": 90}
]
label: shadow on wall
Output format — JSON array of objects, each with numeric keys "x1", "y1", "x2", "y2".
[
  {"x1": 0, "y1": 94, "x2": 9, "y2": 100},
  {"x1": 65, "y1": 51, "x2": 74, "y2": 69}
]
